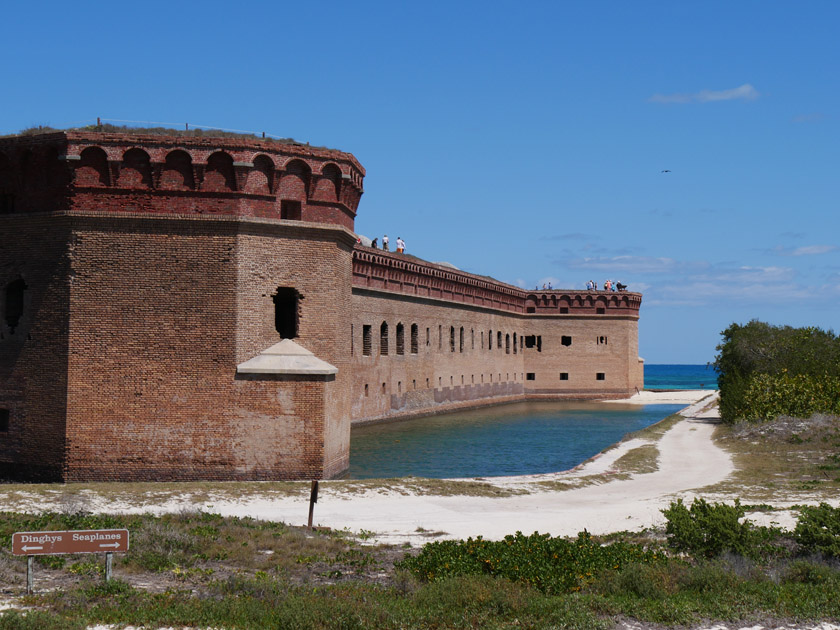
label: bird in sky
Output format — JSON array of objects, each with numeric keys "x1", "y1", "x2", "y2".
[{"x1": 661, "y1": 169, "x2": 671, "y2": 173}]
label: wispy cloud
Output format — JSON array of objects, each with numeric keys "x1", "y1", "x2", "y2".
[
  {"x1": 565, "y1": 255, "x2": 704, "y2": 274},
  {"x1": 649, "y1": 83, "x2": 759, "y2": 104},
  {"x1": 792, "y1": 113, "x2": 826, "y2": 124},
  {"x1": 772, "y1": 244, "x2": 838, "y2": 257}
]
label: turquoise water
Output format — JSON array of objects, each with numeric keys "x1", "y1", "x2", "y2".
[
  {"x1": 645, "y1": 364, "x2": 718, "y2": 390},
  {"x1": 348, "y1": 401, "x2": 684, "y2": 479}
]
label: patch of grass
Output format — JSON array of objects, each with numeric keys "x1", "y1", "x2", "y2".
[
  {"x1": 611, "y1": 444, "x2": 660, "y2": 475},
  {"x1": 703, "y1": 414, "x2": 840, "y2": 501}
]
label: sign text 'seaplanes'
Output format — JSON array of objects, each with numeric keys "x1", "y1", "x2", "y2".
[{"x1": 12, "y1": 529, "x2": 129, "y2": 555}]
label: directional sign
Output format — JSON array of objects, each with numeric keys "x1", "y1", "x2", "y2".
[{"x1": 12, "y1": 529, "x2": 129, "y2": 556}]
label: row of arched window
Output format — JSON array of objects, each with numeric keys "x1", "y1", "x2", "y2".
[
  {"x1": 70, "y1": 145, "x2": 346, "y2": 200},
  {"x1": 355, "y1": 321, "x2": 525, "y2": 357}
]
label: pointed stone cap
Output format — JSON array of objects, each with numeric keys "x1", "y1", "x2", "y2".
[{"x1": 236, "y1": 339, "x2": 338, "y2": 375}]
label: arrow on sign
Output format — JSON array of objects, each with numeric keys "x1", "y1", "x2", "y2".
[
  {"x1": 99, "y1": 542, "x2": 121, "y2": 549},
  {"x1": 21, "y1": 546, "x2": 43, "y2": 552}
]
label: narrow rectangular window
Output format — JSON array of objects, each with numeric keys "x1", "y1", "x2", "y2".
[
  {"x1": 350, "y1": 324, "x2": 354, "y2": 356},
  {"x1": 396, "y1": 323, "x2": 405, "y2": 355},
  {"x1": 362, "y1": 325, "x2": 372, "y2": 356},
  {"x1": 380, "y1": 322, "x2": 389, "y2": 355},
  {"x1": 526, "y1": 373, "x2": 536, "y2": 381},
  {"x1": 426, "y1": 327, "x2": 430, "y2": 347},
  {"x1": 450, "y1": 326, "x2": 455, "y2": 352},
  {"x1": 560, "y1": 372, "x2": 569, "y2": 381},
  {"x1": 411, "y1": 324, "x2": 419, "y2": 354},
  {"x1": 561, "y1": 336, "x2": 572, "y2": 346},
  {"x1": 596, "y1": 372, "x2": 606, "y2": 381}
]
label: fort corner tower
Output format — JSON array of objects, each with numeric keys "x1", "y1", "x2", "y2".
[
  {"x1": 0, "y1": 129, "x2": 642, "y2": 483},
  {"x1": 0, "y1": 130, "x2": 364, "y2": 481}
]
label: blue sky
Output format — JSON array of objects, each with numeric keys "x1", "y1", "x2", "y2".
[{"x1": 3, "y1": 1, "x2": 837, "y2": 364}]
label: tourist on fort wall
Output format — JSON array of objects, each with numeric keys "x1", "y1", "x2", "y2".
[
  {"x1": 586, "y1": 279, "x2": 596, "y2": 291},
  {"x1": 383, "y1": 235, "x2": 389, "y2": 251},
  {"x1": 396, "y1": 237, "x2": 405, "y2": 253},
  {"x1": 604, "y1": 279, "x2": 612, "y2": 291},
  {"x1": 371, "y1": 237, "x2": 378, "y2": 248}
]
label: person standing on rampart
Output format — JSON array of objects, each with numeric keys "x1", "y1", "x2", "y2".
[
  {"x1": 396, "y1": 237, "x2": 405, "y2": 253},
  {"x1": 383, "y1": 235, "x2": 389, "y2": 251}
]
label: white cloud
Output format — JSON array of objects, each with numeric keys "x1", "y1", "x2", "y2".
[
  {"x1": 792, "y1": 113, "x2": 826, "y2": 124},
  {"x1": 786, "y1": 244, "x2": 837, "y2": 256},
  {"x1": 649, "y1": 83, "x2": 759, "y2": 104},
  {"x1": 566, "y1": 255, "x2": 700, "y2": 274}
]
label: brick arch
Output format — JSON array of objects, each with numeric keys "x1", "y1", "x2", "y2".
[
  {"x1": 202, "y1": 151, "x2": 236, "y2": 192},
  {"x1": 117, "y1": 148, "x2": 153, "y2": 189},
  {"x1": 312, "y1": 162, "x2": 341, "y2": 202},
  {"x1": 159, "y1": 150, "x2": 194, "y2": 191},
  {"x1": 278, "y1": 159, "x2": 310, "y2": 201},
  {"x1": 245, "y1": 154, "x2": 274, "y2": 194},
  {"x1": 75, "y1": 146, "x2": 110, "y2": 187}
]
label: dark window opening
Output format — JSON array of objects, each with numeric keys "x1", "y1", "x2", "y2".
[
  {"x1": 273, "y1": 287, "x2": 300, "y2": 338},
  {"x1": 364, "y1": 384, "x2": 369, "y2": 397},
  {"x1": 560, "y1": 307, "x2": 569, "y2": 314},
  {"x1": 488, "y1": 329, "x2": 493, "y2": 350},
  {"x1": 526, "y1": 306, "x2": 536, "y2": 313},
  {"x1": 596, "y1": 372, "x2": 606, "y2": 381},
  {"x1": 380, "y1": 322, "x2": 389, "y2": 355},
  {"x1": 438, "y1": 325, "x2": 442, "y2": 350},
  {"x1": 411, "y1": 324, "x2": 419, "y2": 354},
  {"x1": 513, "y1": 333, "x2": 517, "y2": 354},
  {"x1": 560, "y1": 372, "x2": 569, "y2": 381},
  {"x1": 280, "y1": 200, "x2": 301, "y2": 220},
  {"x1": 0, "y1": 193, "x2": 15, "y2": 214},
  {"x1": 396, "y1": 323, "x2": 405, "y2": 355},
  {"x1": 497, "y1": 331, "x2": 502, "y2": 349},
  {"x1": 561, "y1": 336, "x2": 572, "y2": 347},
  {"x1": 449, "y1": 326, "x2": 455, "y2": 352},
  {"x1": 524, "y1": 335, "x2": 542, "y2": 352},
  {"x1": 471, "y1": 328, "x2": 475, "y2": 350},
  {"x1": 5, "y1": 278, "x2": 27, "y2": 334},
  {"x1": 526, "y1": 373, "x2": 536, "y2": 381},
  {"x1": 426, "y1": 327, "x2": 430, "y2": 347},
  {"x1": 459, "y1": 327, "x2": 464, "y2": 353},
  {"x1": 0, "y1": 409, "x2": 8, "y2": 432},
  {"x1": 362, "y1": 325, "x2": 372, "y2": 356},
  {"x1": 598, "y1": 336, "x2": 608, "y2": 345},
  {"x1": 596, "y1": 307, "x2": 605, "y2": 314},
  {"x1": 505, "y1": 334, "x2": 510, "y2": 354}
]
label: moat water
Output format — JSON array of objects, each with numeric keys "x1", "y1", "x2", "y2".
[
  {"x1": 347, "y1": 401, "x2": 685, "y2": 479},
  {"x1": 347, "y1": 364, "x2": 713, "y2": 479}
]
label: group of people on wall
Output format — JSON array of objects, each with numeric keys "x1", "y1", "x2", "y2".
[
  {"x1": 368, "y1": 234, "x2": 406, "y2": 253},
  {"x1": 586, "y1": 279, "x2": 627, "y2": 292}
]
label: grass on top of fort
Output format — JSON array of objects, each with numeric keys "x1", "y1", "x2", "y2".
[{"x1": 1, "y1": 411, "x2": 840, "y2": 629}]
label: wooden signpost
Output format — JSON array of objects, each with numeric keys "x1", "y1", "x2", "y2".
[{"x1": 12, "y1": 529, "x2": 129, "y2": 593}]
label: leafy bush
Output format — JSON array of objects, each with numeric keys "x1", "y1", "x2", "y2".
[
  {"x1": 397, "y1": 530, "x2": 665, "y2": 595},
  {"x1": 662, "y1": 499, "x2": 757, "y2": 558},
  {"x1": 714, "y1": 321, "x2": 840, "y2": 423},
  {"x1": 794, "y1": 503, "x2": 840, "y2": 558}
]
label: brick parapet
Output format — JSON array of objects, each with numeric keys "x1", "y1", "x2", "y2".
[
  {"x1": 0, "y1": 132, "x2": 364, "y2": 227},
  {"x1": 352, "y1": 246, "x2": 641, "y2": 318}
]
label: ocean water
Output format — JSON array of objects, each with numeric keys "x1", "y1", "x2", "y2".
[
  {"x1": 348, "y1": 401, "x2": 684, "y2": 479},
  {"x1": 645, "y1": 364, "x2": 718, "y2": 390}
]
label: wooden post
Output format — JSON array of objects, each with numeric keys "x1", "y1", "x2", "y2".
[
  {"x1": 307, "y1": 480, "x2": 319, "y2": 529},
  {"x1": 26, "y1": 555, "x2": 33, "y2": 594},
  {"x1": 105, "y1": 552, "x2": 113, "y2": 582}
]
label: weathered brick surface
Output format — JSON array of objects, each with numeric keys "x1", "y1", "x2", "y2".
[{"x1": 0, "y1": 131, "x2": 643, "y2": 482}]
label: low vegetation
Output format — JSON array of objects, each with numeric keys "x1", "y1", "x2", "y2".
[{"x1": 0, "y1": 499, "x2": 839, "y2": 629}]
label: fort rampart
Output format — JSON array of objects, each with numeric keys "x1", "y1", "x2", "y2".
[{"x1": 0, "y1": 130, "x2": 642, "y2": 482}]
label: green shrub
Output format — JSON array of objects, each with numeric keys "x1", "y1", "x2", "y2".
[
  {"x1": 398, "y1": 530, "x2": 665, "y2": 595},
  {"x1": 662, "y1": 499, "x2": 756, "y2": 558},
  {"x1": 794, "y1": 503, "x2": 840, "y2": 558}
]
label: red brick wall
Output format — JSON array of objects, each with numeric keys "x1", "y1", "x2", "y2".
[{"x1": 0, "y1": 214, "x2": 72, "y2": 481}]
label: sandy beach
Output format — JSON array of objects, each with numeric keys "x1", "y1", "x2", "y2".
[{"x1": 33, "y1": 390, "x2": 728, "y2": 546}]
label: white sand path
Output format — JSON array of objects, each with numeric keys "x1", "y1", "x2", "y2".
[{"x1": 132, "y1": 391, "x2": 730, "y2": 545}]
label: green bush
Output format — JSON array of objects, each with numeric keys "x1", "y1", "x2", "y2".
[
  {"x1": 794, "y1": 503, "x2": 840, "y2": 558},
  {"x1": 397, "y1": 530, "x2": 665, "y2": 595},
  {"x1": 662, "y1": 499, "x2": 756, "y2": 558},
  {"x1": 714, "y1": 321, "x2": 840, "y2": 423}
]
